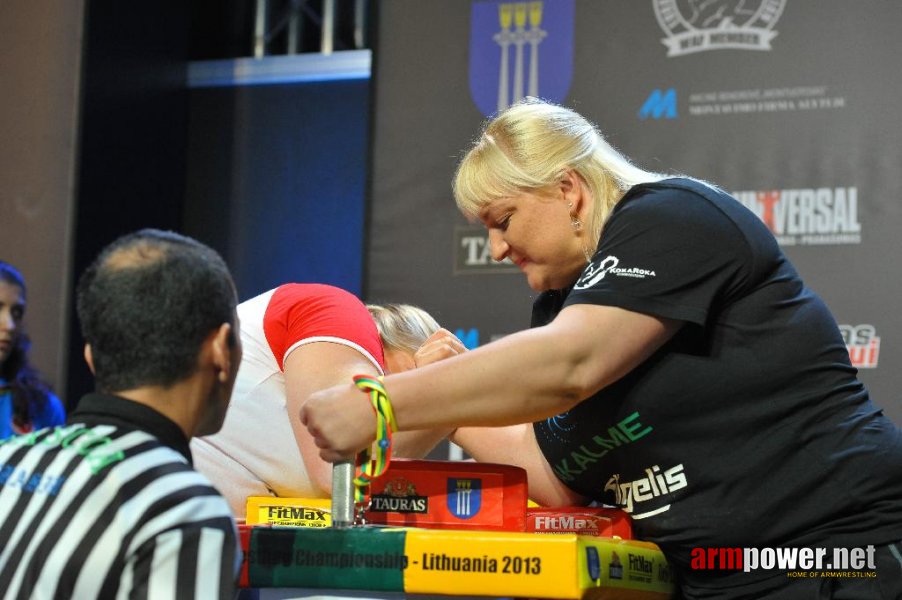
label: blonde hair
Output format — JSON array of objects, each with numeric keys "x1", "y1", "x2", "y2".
[
  {"x1": 453, "y1": 97, "x2": 666, "y2": 252},
  {"x1": 367, "y1": 303, "x2": 440, "y2": 354}
]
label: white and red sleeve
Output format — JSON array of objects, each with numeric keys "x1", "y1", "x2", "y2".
[{"x1": 261, "y1": 283, "x2": 385, "y2": 373}]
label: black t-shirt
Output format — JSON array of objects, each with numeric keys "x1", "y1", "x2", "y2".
[{"x1": 532, "y1": 178, "x2": 902, "y2": 586}]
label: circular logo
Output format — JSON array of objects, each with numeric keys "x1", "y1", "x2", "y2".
[{"x1": 653, "y1": 0, "x2": 787, "y2": 56}]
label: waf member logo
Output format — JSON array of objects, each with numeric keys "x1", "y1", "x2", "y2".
[
  {"x1": 733, "y1": 187, "x2": 861, "y2": 247},
  {"x1": 447, "y1": 478, "x2": 482, "y2": 519},
  {"x1": 469, "y1": 0, "x2": 574, "y2": 117},
  {"x1": 841, "y1": 324, "x2": 880, "y2": 369},
  {"x1": 653, "y1": 0, "x2": 786, "y2": 57}
]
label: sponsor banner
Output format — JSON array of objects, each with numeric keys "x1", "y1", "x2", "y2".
[
  {"x1": 527, "y1": 506, "x2": 633, "y2": 539},
  {"x1": 841, "y1": 324, "x2": 881, "y2": 369},
  {"x1": 732, "y1": 187, "x2": 861, "y2": 246},
  {"x1": 404, "y1": 529, "x2": 673, "y2": 598},
  {"x1": 240, "y1": 525, "x2": 675, "y2": 597},
  {"x1": 639, "y1": 86, "x2": 849, "y2": 121},
  {"x1": 369, "y1": 475, "x2": 429, "y2": 514},
  {"x1": 365, "y1": 459, "x2": 527, "y2": 531},
  {"x1": 454, "y1": 225, "x2": 519, "y2": 274},
  {"x1": 245, "y1": 496, "x2": 332, "y2": 527},
  {"x1": 686, "y1": 86, "x2": 847, "y2": 117},
  {"x1": 639, "y1": 88, "x2": 678, "y2": 120},
  {"x1": 578, "y1": 542, "x2": 675, "y2": 593},
  {"x1": 244, "y1": 526, "x2": 408, "y2": 590}
]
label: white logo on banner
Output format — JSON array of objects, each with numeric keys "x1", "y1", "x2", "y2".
[{"x1": 653, "y1": 0, "x2": 786, "y2": 57}]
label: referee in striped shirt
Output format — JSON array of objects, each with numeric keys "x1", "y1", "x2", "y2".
[{"x1": 0, "y1": 229, "x2": 243, "y2": 599}]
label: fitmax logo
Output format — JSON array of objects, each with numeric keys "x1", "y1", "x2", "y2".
[{"x1": 639, "y1": 88, "x2": 677, "y2": 120}]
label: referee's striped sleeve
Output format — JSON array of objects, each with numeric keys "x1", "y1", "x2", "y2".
[
  {"x1": 1, "y1": 427, "x2": 239, "y2": 599},
  {"x1": 12, "y1": 443, "x2": 180, "y2": 597},
  {"x1": 71, "y1": 473, "x2": 239, "y2": 598},
  {"x1": 131, "y1": 517, "x2": 238, "y2": 600}
]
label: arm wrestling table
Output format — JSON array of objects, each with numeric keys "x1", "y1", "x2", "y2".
[{"x1": 236, "y1": 459, "x2": 674, "y2": 599}]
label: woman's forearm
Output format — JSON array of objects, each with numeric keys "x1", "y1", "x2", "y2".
[
  {"x1": 301, "y1": 305, "x2": 677, "y2": 462},
  {"x1": 387, "y1": 304, "x2": 678, "y2": 432},
  {"x1": 386, "y1": 325, "x2": 585, "y2": 431}
]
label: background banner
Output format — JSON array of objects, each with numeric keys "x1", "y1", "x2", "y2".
[{"x1": 366, "y1": 0, "x2": 902, "y2": 431}]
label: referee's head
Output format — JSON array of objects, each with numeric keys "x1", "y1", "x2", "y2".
[{"x1": 76, "y1": 229, "x2": 241, "y2": 435}]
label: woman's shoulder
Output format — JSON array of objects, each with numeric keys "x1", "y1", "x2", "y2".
[
  {"x1": 623, "y1": 177, "x2": 726, "y2": 204},
  {"x1": 612, "y1": 177, "x2": 726, "y2": 224},
  {"x1": 618, "y1": 177, "x2": 756, "y2": 226}
]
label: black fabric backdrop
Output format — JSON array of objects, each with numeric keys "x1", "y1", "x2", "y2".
[{"x1": 365, "y1": 0, "x2": 902, "y2": 430}]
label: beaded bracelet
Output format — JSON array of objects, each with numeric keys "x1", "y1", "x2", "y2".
[{"x1": 351, "y1": 374, "x2": 398, "y2": 504}]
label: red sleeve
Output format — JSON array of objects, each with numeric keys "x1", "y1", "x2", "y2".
[{"x1": 262, "y1": 283, "x2": 385, "y2": 372}]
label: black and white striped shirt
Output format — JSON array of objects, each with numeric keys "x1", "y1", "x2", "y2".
[{"x1": 0, "y1": 393, "x2": 239, "y2": 599}]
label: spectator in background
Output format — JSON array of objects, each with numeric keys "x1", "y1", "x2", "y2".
[
  {"x1": 192, "y1": 285, "x2": 466, "y2": 517},
  {"x1": 0, "y1": 230, "x2": 242, "y2": 598},
  {"x1": 0, "y1": 261, "x2": 65, "y2": 440}
]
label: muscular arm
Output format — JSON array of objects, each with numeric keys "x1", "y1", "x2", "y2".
[
  {"x1": 452, "y1": 424, "x2": 586, "y2": 507},
  {"x1": 302, "y1": 304, "x2": 681, "y2": 460},
  {"x1": 285, "y1": 342, "x2": 452, "y2": 496}
]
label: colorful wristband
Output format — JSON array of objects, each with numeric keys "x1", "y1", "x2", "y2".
[{"x1": 352, "y1": 374, "x2": 397, "y2": 504}]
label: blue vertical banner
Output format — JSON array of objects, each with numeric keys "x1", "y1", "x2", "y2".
[{"x1": 469, "y1": 0, "x2": 575, "y2": 117}]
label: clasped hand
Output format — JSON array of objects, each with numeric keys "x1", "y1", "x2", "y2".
[{"x1": 300, "y1": 328, "x2": 466, "y2": 462}]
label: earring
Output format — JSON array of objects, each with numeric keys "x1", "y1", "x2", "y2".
[
  {"x1": 569, "y1": 203, "x2": 590, "y2": 260},
  {"x1": 568, "y1": 202, "x2": 582, "y2": 230}
]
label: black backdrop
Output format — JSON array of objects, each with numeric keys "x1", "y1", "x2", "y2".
[{"x1": 365, "y1": 0, "x2": 902, "y2": 427}]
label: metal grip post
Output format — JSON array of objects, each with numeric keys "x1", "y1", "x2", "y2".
[{"x1": 331, "y1": 460, "x2": 355, "y2": 528}]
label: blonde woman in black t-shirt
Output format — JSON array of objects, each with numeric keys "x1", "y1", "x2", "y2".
[{"x1": 302, "y1": 98, "x2": 902, "y2": 600}]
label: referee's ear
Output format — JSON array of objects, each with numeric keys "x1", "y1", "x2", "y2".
[
  {"x1": 84, "y1": 344, "x2": 96, "y2": 375},
  {"x1": 210, "y1": 323, "x2": 239, "y2": 384}
]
